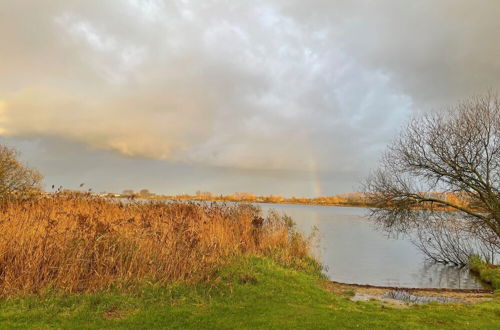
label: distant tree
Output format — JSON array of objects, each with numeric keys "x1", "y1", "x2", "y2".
[
  {"x1": 139, "y1": 189, "x2": 151, "y2": 197},
  {"x1": 122, "y1": 189, "x2": 135, "y2": 196},
  {"x1": 364, "y1": 93, "x2": 500, "y2": 264},
  {"x1": 266, "y1": 195, "x2": 284, "y2": 203},
  {"x1": 195, "y1": 191, "x2": 212, "y2": 199},
  {"x1": 0, "y1": 144, "x2": 42, "y2": 200},
  {"x1": 235, "y1": 192, "x2": 256, "y2": 201}
]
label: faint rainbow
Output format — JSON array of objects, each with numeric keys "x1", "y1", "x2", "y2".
[{"x1": 308, "y1": 157, "x2": 322, "y2": 198}]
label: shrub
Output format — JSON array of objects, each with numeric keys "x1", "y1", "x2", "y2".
[
  {"x1": 0, "y1": 144, "x2": 42, "y2": 201},
  {"x1": 469, "y1": 255, "x2": 500, "y2": 291}
]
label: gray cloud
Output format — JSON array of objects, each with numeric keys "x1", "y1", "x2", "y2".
[
  {"x1": 0, "y1": 1, "x2": 499, "y2": 195},
  {"x1": 280, "y1": 0, "x2": 500, "y2": 109}
]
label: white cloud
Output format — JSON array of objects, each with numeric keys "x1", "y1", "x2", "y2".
[{"x1": 0, "y1": 0, "x2": 497, "y2": 178}]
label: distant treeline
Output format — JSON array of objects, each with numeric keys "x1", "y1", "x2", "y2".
[
  {"x1": 164, "y1": 192, "x2": 371, "y2": 206},
  {"x1": 104, "y1": 190, "x2": 474, "y2": 210},
  {"x1": 48, "y1": 188, "x2": 474, "y2": 210},
  {"x1": 111, "y1": 190, "x2": 372, "y2": 207}
]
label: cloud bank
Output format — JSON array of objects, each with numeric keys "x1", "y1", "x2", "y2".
[{"x1": 0, "y1": 0, "x2": 499, "y2": 180}]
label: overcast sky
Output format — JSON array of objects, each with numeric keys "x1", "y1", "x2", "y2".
[{"x1": 1, "y1": 0, "x2": 499, "y2": 196}]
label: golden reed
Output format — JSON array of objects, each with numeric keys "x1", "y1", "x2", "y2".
[{"x1": 0, "y1": 194, "x2": 312, "y2": 296}]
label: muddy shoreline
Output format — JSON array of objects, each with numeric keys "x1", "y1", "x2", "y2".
[
  {"x1": 328, "y1": 280, "x2": 492, "y2": 293},
  {"x1": 324, "y1": 281, "x2": 494, "y2": 305}
]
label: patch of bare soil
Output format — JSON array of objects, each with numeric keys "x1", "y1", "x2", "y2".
[{"x1": 322, "y1": 281, "x2": 494, "y2": 306}]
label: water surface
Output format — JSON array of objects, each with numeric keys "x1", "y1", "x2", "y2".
[{"x1": 258, "y1": 203, "x2": 485, "y2": 289}]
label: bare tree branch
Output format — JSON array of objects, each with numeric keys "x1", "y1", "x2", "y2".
[
  {"x1": 0, "y1": 145, "x2": 43, "y2": 201},
  {"x1": 364, "y1": 92, "x2": 500, "y2": 264}
]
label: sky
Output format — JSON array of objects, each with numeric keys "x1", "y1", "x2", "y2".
[{"x1": 1, "y1": 0, "x2": 499, "y2": 196}]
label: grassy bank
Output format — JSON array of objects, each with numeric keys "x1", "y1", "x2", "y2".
[
  {"x1": 469, "y1": 256, "x2": 500, "y2": 292},
  {"x1": 0, "y1": 256, "x2": 499, "y2": 329}
]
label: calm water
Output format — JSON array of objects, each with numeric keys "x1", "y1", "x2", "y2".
[{"x1": 258, "y1": 203, "x2": 486, "y2": 289}]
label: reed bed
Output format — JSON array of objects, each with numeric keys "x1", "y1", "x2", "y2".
[{"x1": 0, "y1": 194, "x2": 314, "y2": 296}]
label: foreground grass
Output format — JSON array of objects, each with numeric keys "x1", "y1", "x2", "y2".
[{"x1": 1, "y1": 257, "x2": 499, "y2": 329}]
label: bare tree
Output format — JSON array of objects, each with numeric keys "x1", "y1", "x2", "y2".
[
  {"x1": 139, "y1": 189, "x2": 152, "y2": 197},
  {"x1": 122, "y1": 189, "x2": 135, "y2": 196},
  {"x1": 365, "y1": 93, "x2": 500, "y2": 264},
  {"x1": 410, "y1": 212, "x2": 498, "y2": 265},
  {"x1": 0, "y1": 144, "x2": 43, "y2": 200}
]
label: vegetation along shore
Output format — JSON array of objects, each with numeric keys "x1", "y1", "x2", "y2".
[{"x1": 0, "y1": 193, "x2": 499, "y2": 329}]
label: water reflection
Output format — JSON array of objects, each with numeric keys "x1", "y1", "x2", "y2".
[
  {"x1": 415, "y1": 261, "x2": 481, "y2": 289},
  {"x1": 258, "y1": 203, "x2": 486, "y2": 289}
]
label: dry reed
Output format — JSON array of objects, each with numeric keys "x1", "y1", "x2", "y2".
[{"x1": 0, "y1": 194, "x2": 313, "y2": 296}]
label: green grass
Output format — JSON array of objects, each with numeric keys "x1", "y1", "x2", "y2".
[
  {"x1": 1, "y1": 256, "x2": 499, "y2": 329},
  {"x1": 469, "y1": 256, "x2": 500, "y2": 293}
]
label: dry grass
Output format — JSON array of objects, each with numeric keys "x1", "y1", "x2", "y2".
[{"x1": 0, "y1": 194, "x2": 314, "y2": 297}]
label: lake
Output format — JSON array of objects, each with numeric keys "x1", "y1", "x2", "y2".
[{"x1": 258, "y1": 203, "x2": 486, "y2": 289}]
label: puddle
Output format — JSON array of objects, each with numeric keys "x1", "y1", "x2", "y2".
[
  {"x1": 351, "y1": 290, "x2": 465, "y2": 307},
  {"x1": 382, "y1": 290, "x2": 463, "y2": 304}
]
